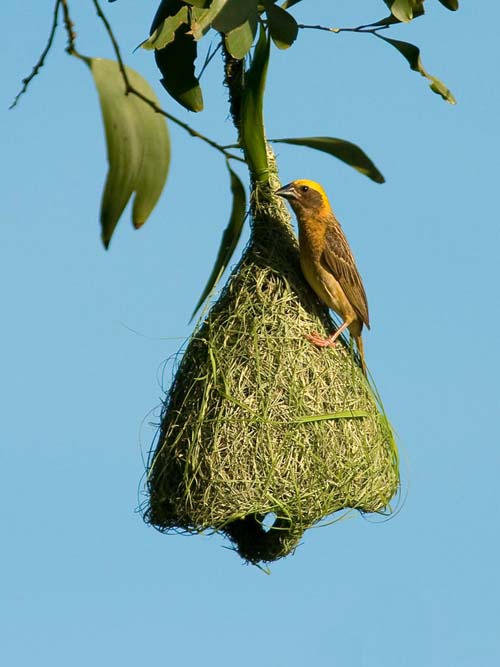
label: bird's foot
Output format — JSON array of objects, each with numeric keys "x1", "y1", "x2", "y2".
[{"x1": 305, "y1": 331, "x2": 337, "y2": 348}]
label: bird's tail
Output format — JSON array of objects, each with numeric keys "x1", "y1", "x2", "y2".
[{"x1": 355, "y1": 335, "x2": 367, "y2": 377}]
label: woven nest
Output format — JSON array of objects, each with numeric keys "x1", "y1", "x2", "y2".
[{"x1": 143, "y1": 178, "x2": 399, "y2": 564}]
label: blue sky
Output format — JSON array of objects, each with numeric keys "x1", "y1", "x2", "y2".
[{"x1": 2, "y1": 1, "x2": 500, "y2": 665}]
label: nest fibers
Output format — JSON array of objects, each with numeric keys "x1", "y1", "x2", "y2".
[{"x1": 143, "y1": 180, "x2": 399, "y2": 564}]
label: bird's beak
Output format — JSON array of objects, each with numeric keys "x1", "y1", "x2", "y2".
[{"x1": 275, "y1": 183, "x2": 297, "y2": 200}]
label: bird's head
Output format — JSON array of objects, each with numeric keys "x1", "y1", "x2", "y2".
[{"x1": 275, "y1": 180, "x2": 330, "y2": 219}]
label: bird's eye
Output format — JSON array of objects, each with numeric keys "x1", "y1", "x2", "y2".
[{"x1": 300, "y1": 185, "x2": 309, "y2": 193}]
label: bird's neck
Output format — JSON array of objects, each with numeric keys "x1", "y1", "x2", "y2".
[{"x1": 297, "y1": 214, "x2": 328, "y2": 256}]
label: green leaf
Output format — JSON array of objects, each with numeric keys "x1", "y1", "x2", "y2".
[
  {"x1": 438, "y1": 0, "x2": 459, "y2": 9},
  {"x1": 154, "y1": 25, "x2": 204, "y2": 111},
  {"x1": 270, "y1": 136, "x2": 385, "y2": 184},
  {"x1": 191, "y1": 162, "x2": 247, "y2": 318},
  {"x1": 265, "y1": 2, "x2": 298, "y2": 49},
  {"x1": 378, "y1": 35, "x2": 456, "y2": 104},
  {"x1": 240, "y1": 26, "x2": 270, "y2": 182},
  {"x1": 141, "y1": 6, "x2": 188, "y2": 50},
  {"x1": 150, "y1": 0, "x2": 185, "y2": 33},
  {"x1": 212, "y1": 0, "x2": 257, "y2": 34},
  {"x1": 189, "y1": 0, "x2": 228, "y2": 40},
  {"x1": 131, "y1": 100, "x2": 171, "y2": 231},
  {"x1": 224, "y1": 12, "x2": 258, "y2": 59},
  {"x1": 383, "y1": 0, "x2": 424, "y2": 22},
  {"x1": 86, "y1": 58, "x2": 170, "y2": 248}
]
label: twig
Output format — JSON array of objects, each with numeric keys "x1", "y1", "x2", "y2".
[
  {"x1": 297, "y1": 22, "x2": 390, "y2": 35},
  {"x1": 90, "y1": 0, "x2": 129, "y2": 81},
  {"x1": 10, "y1": 0, "x2": 62, "y2": 109},
  {"x1": 90, "y1": 0, "x2": 244, "y2": 162},
  {"x1": 60, "y1": 0, "x2": 77, "y2": 54},
  {"x1": 297, "y1": 22, "x2": 340, "y2": 34}
]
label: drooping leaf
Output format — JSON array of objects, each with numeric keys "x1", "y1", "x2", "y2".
[
  {"x1": 142, "y1": 6, "x2": 188, "y2": 50},
  {"x1": 86, "y1": 58, "x2": 170, "y2": 248},
  {"x1": 265, "y1": 2, "x2": 298, "y2": 49},
  {"x1": 224, "y1": 12, "x2": 258, "y2": 59},
  {"x1": 438, "y1": 0, "x2": 459, "y2": 9},
  {"x1": 154, "y1": 25, "x2": 204, "y2": 111},
  {"x1": 212, "y1": 0, "x2": 257, "y2": 34},
  {"x1": 270, "y1": 136, "x2": 385, "y2": 184},
  {"x1": 191, "y1": 162, "x2": 247, "y2": 318},
  {"x1": 383, "y1": 0, "x2": 424, "y2": 22},
  {"x1": 378, "y1": 35, "x2": 456, "y2": 104},
  {"x1": 240, "y1": 26, "x2": 270, "y2": 182},
  {"x1": 131, "y1": 96, "x2": 171, "y2": 230}
]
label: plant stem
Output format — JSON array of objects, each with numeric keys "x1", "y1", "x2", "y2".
[
  {"x1": 222, "y1": 45, "x2": 294, "y2": 244},
  {"x1": 222, "y1": 46, "x2": 245, "y2": 138}
]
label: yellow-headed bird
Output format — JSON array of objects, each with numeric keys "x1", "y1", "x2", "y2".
[{"x1": 276, "y1": 179, "x2": 370, "y2": 375}]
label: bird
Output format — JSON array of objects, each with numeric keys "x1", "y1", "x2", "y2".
[{"x1": 275, "y1": 179, "x2": 370, "y2": 375}]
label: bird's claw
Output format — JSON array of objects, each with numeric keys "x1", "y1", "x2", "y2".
[{"x1": 305, "y1": 331, "x2": 337, "y2": 348}]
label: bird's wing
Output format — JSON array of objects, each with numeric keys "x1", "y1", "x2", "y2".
[{"x1": 321, "y1": 224, "x2": 370, "y2": 328}]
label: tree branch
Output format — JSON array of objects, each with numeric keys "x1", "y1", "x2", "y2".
[
  {"x1": 10, "y1": 0, "x2": 62, "y2": 109},
  {"x1": 12, "y1": 0, "x2": 245, "y2": 161},
  {"x1": 297, "y1": 22, "x2": 391, "y2": 35},
  {"x1": 89, "y1": 0, "x2": 244, "y2": 162}
]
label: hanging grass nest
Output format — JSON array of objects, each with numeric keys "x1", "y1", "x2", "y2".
[{"x1": 143, "y1": 176, "x2": 399, "y2": 564}]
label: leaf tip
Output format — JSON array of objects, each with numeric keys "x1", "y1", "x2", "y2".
[
  {"x1": 101, "y1": 233, "x2": 111, "y2": 250},
  {"x1": 132, "y1": 217, "x2": 146, "y2": 230}
]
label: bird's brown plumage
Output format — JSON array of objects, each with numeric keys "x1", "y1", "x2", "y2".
[
  {"x1": 321, "y1": 224, "x2": 370, "y2": 329},
  {"x1": 275, "y1": 179, "x2": 369, "y2": 375}
]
